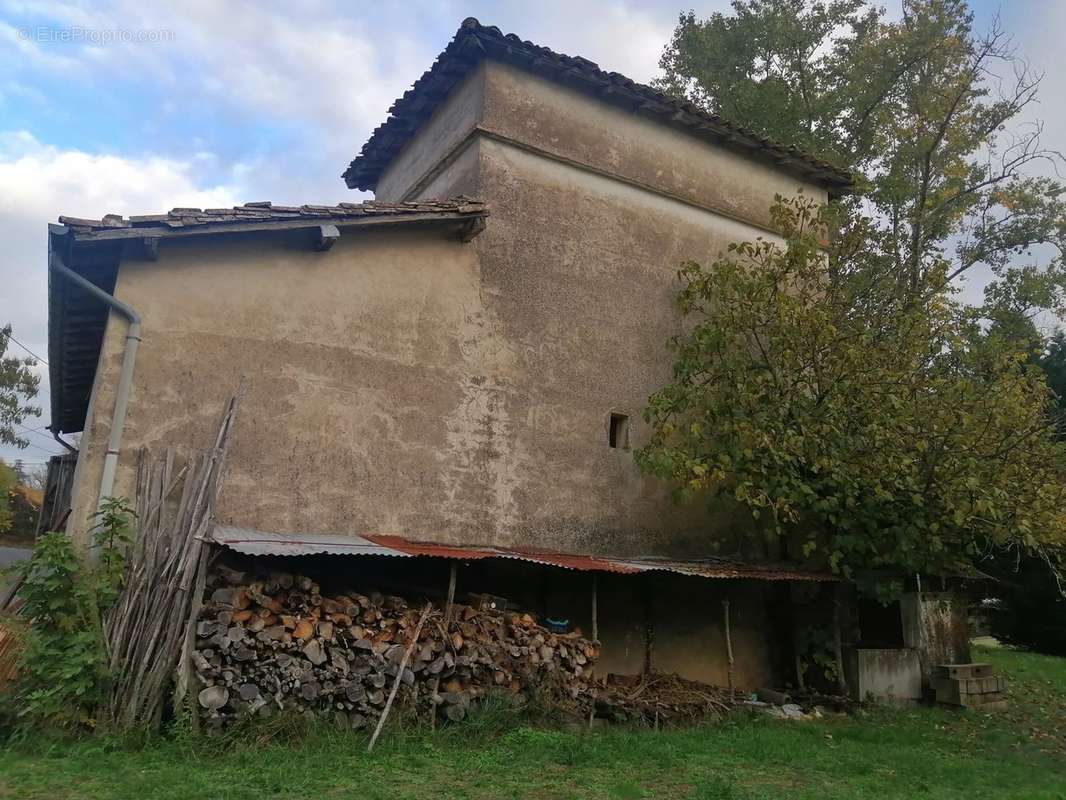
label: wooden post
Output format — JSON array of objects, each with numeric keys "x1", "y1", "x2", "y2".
[
  {"x1": 642, "y1": 577, "x2": 654, "y2": 676},
  {"x1": 591, "y1": 573, "x2": 599, "y2": 642},
  {"x1": 431, "y1": 561, "x2": 457, "y2": 730},
  {"x1": 444, "y1": 560, "x2": 457, "y2": 623},
  {"x1": 795, "y1": 653, "x2": 806, "y2": 691},
  {"x1": 173, "y1": 546, "x2": 210, "y2": 732},
  {"x1": 832, "y1": 587, "x2": 847, "y2": 694},
  {"x1": 722, "y1": 599, "x2": 735, "y2": 702},
  {"x1": 367, "y1": 603, "x2": 432, "y2": 753}
]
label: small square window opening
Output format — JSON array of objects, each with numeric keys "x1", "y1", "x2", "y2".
[{"x1": 608, "y1": 413, "x2": 630, "y2": 449}]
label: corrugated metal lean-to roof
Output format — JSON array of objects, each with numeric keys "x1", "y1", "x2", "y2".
[{"x1": 210, "y1": 527, "x2": 837, "y2": 582}]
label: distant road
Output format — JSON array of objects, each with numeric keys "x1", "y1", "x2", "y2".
[{"x1": 0, "y1": 546, "x2": 31, "y2": 570}]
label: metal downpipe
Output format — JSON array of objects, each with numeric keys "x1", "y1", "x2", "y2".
[{"x1": 50, "y1": 257, "x2": 142, "y2": 514}]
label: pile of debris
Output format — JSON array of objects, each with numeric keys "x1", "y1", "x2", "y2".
[
  {"x1": 737, "y1": 687, "x2": 850, "y2": 721},
  {"x1": 191, "y1": 567, "x2": 599, "y2": 729},
  {"x1": 592, "y1": 673, "x2": 733, "y2": 726}
]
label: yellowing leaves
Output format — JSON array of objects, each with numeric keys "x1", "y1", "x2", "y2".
[{"x1": 637, "y1": 195, "x2": 1066, "y2": 583}]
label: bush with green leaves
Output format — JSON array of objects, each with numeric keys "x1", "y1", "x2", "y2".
[{"x1": 11, "y1": 497, "x2": 134, "y2": 730}]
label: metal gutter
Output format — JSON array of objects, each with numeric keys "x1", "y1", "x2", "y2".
[
  {"x1": 48, "y1": 230, "x2": 142, "y2": 515},
  {"x1": 51, "y1": 429, "x2": 77, "y2": 453}
]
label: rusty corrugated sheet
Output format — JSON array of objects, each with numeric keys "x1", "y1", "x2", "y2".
[
  {"x1": 211, "y1": 526, "x2": 836, "y2": 582},
  {"x1": 365, "y1": 535, "x2": 646, "y2": 574}
]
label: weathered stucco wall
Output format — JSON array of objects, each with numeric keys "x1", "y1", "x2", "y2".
[
  {"x1": 451, "y1": 138, "x2": 774, "y2": 556},
  {"x1": 594, "y1": 575, "x2": 775, "y2": 688},
  {"x1": 478, "y1": 62, "x2": 825, "y2": 231},
  {"x1": 68, "y1": 227, "x2": 489, "y2": 543},
  {"x1": 376, "y1": 61, "x2": 827, "y2": 557},
  {"x1": 375, "y1": 64, "x2": 487, "y2": 202},
  {"x1": 378, "y1": 62, "x2": 825, "y2": 229},
  {"x1": 845, "y1": 648, "x2": 923, "y2": 704},
  {"x1": 70, "y1": 57, "x2": 825, "y2": 567}
]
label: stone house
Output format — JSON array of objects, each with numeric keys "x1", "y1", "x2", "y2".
[{"x1": 45, "y1": 20, "x2": 891, "y2": 693}]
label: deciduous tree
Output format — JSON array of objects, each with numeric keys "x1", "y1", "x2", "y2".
[
  {"x1": 0, "y1": 324, "x2": 41, "y2": 449},
  {"x1": 637, "y1": 196, "x2": 1066, "y2": 592},
  {"x1": 657, "y1": 0, "x2": 1066, "y2": 312}
]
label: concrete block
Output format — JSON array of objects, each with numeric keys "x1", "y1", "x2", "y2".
[
  {"x1": 847, "y1": 648, "x2": 922, "y2": 703},
  {"x1": 934, "y1": 663, "x2": 993, "y2": 680},
  {"x1": 932, "y1": 672, "x2": 1007, "y2": 709},
  {"x1": 959, "y1": 676, "x2": 1005, "y2": 694}
]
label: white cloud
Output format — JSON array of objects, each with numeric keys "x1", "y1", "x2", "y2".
[
  {"x1": 0, "y1": 130, "x2": 241, "y2": 463},
  {"x1": 1, "y1": 1, "x2": 417, "y2": 143}
]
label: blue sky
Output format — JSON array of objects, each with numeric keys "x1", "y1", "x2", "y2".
[{"x1": 1, "y1": 0, "x2": 1063, "y2": 469}]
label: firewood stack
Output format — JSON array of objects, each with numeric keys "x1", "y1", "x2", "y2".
[{"x1": 191, "y1": 567, "x2": 600, "y2": 729}]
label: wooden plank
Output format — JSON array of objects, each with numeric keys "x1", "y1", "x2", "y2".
[{"x1": 314, "y1": 225, "x2": 340, "y2": 251}]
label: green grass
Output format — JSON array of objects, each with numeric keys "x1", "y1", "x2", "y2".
[{"x1": 1, "y1": 645, "x2": 1064, "y2": 799}]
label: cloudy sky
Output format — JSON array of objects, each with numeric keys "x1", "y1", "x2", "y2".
[{"x1": 1, "y1": 0, "x2": 1063, "y2": 469}]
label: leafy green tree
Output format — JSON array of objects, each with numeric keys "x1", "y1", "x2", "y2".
[
  {"x1": 637, "y1": 196, "x2": 1066, "y2": 591},
  {"x1": 0, "y1": 324, "x2": 41, "y2": 449},
  {"x1": 657, "y1": 0, "x2": 1066, "y2": 310},
  {"x1": 978, "y1": 329, "x2": 1066, "y2": 655},
  {"x1": 1041, "y1": 330, "x2": 1066, "y2": 416},
  {"x1": 0, "y1": 460, "x2": 15, "y2": 534}
]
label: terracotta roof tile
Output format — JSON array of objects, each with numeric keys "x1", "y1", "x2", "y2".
[{"x1": 57, "y1": 197, "x2": 488, "y2": 234}]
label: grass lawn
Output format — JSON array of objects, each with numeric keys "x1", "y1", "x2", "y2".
[{"x1": 1, "y1": 644, "x2": 1064, "y2": 799}]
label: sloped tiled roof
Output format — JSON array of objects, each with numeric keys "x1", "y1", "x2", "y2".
[
  {"x1": 344, "y1": 18, "x2": 853, "y2": 195},
  {"x1": 58, "y1": 198, "x2": 488, "y2": 236}
]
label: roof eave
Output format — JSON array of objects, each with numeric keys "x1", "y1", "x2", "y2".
[{"x1": 61, "y1": 209, "x2": 488, "y2": 243}]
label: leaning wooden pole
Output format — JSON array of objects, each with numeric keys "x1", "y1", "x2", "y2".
[
  {"x1": 588, "y1": 571, "x2": 600, "y2": 726},
  {"x1": 444, "y1": 561, "x2": 458, "y2": 623},
  {"x1": 367, "y1": 603, "x2": 432, "y2": 753},
  {"x1": 722, "y1": 599, "x2": 735, "y2": 702},
  {"x1": 591, "y1": 573, "x2": 599, "y2": 643}
]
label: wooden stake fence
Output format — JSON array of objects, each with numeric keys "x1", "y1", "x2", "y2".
[{"x1": 103, "y1": 390, "x2": 241, "y2": 730}]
